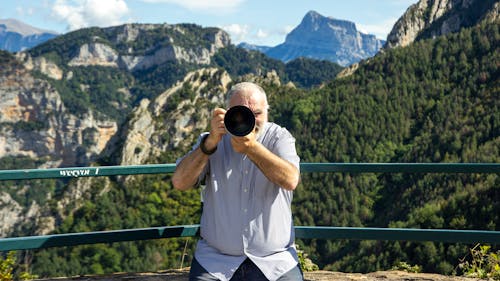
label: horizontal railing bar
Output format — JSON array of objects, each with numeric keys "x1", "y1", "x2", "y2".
[
  {"x1": 0, "y1": 163, "x2": 498, "y2": 181},
  {"x1": 299, "y1": 163, "x2": 500, "y2": 173},
  {"x1": 0, "y1": 164, "x2": 177, "y2": 181},
  {"x1": 294, "y1": 226, "x2": 500, "y2": 244},
  {"x1": 0, "y1": 225, "x2": 200, "y2": 251},
  {"x1": 1, "y1": 225, "x2": 498, "y2": 251}
]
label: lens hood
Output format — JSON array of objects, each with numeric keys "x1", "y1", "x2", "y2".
[{"x1": 224, "y1": 105, "x2": 255, "y2": 137}]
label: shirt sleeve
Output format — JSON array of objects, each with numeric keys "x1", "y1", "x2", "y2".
[{"x1": 270, "y1": 127, "x2": 301, "y2": 171}]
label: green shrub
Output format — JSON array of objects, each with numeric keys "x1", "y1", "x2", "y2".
[
  {"x1": 0, "y1": 252, "x2": 37, "y2": 281},
  {"x1": 391, "y1": 261, "x2": 422, "y2": 273},
  {"x1": 297, "y1": 246, "x2": 319, "y2": 272},
  {"x1": 458, "y1": 244, "x2": 500, "y2": 280}
]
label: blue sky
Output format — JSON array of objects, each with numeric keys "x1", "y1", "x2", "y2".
[{"x1": 1, "y1": 0, "x2": 418, "y2": 46}]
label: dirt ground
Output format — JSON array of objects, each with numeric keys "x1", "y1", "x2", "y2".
[{"x1": 35, "y1": 269, "x2": 482, "y2": 281}]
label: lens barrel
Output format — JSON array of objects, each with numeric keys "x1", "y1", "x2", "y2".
[{"x1": 224, "y1": 105, "x2": 255, "y2": 136}]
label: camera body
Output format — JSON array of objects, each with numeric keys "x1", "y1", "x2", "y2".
[{"x1": 224, "y1": 105, "x2": 255, "y2": 136}]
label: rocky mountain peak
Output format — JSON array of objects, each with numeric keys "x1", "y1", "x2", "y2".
[
  {"x1": 300, "y1": 10, "x2": 357, "y2": 35},
  {"x1": 264, "y1": 10, "x2": 384, "y2": 66}
]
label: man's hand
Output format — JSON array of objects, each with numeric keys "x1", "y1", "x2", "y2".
[
  {"x1": 230, "y1": 130, "x2": 257, "y2": 154},
  {"x1": 234, "y1": 128, "x2": 300, "y2": 191},
  {"x1": 205, "y1": 108, "x2": 227, "y2": 150},
  {"x1": 172, "y1": 107, "x2": 226, "y2": 191}
]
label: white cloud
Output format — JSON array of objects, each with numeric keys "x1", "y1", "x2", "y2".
[
  {"x1": 220, "y1": 23, "x2": 249, "y2": 43},
  {"x1": 140, "y1": 0, "x2": 244, "y2": 11},
  {"x1": 52, "y1": 0, "x2": 129, "y2": 31},
  {"x1": 16, "y1": 6, "x2": 35, "y2": 17},
  {"x1": 221, "y1": 24, "x2": 288, "y2": 46},
  {"x1": 256, "y1": 28, "x2": 268, "y2": 39},
  {"x1": 357, "y1": 17, "x2": 399, "y2": 40}
]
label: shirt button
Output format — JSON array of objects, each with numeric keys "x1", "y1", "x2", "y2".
[
  {"x1": 244, "y1": 188, "x2": 248, "y2": 192},
  {"x1": 243, "y1": 208, "x2": 247, "y2": 213},
  {"x1": 245, "y1": 170, "x2": 248, "y2": 174}
]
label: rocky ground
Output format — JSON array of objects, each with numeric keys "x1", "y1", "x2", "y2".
[{"x1": 35, "y1": 269, "x2": 482, "y2": 281}]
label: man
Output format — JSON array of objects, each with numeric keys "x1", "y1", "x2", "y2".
[{"x1": 172, "y1": 82, "x2": 302, "y2": 281}]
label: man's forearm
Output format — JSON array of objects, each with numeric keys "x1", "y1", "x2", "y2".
[
  {"x1": 246, "y1": 142, "x2": 299, "y2": 191},
  {"x1": 172, "y1": 147, "x2": 209, "y2": 191}
]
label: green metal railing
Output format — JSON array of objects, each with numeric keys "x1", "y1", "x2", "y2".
[
  {"x1": 1, "y1": 163, "x2": 499, "y2": 251},
  {"x1": 1, "y1": 163, "x2": 498, "y2": 181}
]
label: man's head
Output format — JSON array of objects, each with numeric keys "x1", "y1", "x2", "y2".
[{"x1": 226, "y1": 82, "x2": 269, "y2": 137}]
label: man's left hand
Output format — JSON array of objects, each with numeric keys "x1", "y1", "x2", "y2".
[{"x1": 230, "y1": 130, "x2": 257, "y2": 154}]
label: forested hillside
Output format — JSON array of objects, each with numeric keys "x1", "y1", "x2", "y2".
[
  {"x1": 278, "y1": 21, "x2": 499, "y2": 273},
  {"x1": 25, "y1": 21, "x2": 499, "y2": 277}
]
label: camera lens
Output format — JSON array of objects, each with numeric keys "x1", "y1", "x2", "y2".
[{"x1": 224, "y1": 105, "x2": 255, "y2": 136}]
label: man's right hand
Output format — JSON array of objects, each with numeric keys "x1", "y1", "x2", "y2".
[{"x1": 205, "y1": 108, "x2": 227, "y2": 150}]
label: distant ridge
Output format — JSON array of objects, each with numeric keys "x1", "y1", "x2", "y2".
[
  {"x1": 0, "y1": 18, "x2": 57, "y2": 36},
  {"x1": 237, "y1": 42, "x2": 271, "y2": 53},
  {"x1": 0, "y1": 18, "x2": 59, "y2": 52}
]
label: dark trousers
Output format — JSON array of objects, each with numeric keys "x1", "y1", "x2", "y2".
[{"x1": 189, "y1": 257, "x2": 304, "y2": 281}]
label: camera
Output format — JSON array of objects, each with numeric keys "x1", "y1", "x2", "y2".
[{"x1": 224, "y1": 105, "x2": 255, "y2": 136}]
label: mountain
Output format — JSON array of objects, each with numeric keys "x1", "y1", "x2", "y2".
[
  {"x1": 385, "y1": 0, "x2": 499, "y2": 48},
  {"x1": 262, "y1": 11, "x2": 385, "y2": 66},
  {"x1": 0, "y1": 18, "x2": 59, "y2": 52},
  {"x1": 236, "y1": 42, "x2": 271, "y2": 53}
]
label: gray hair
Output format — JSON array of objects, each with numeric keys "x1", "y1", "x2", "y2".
[{"x1": 225, "y1": 82, "x2": 269, "y2": 110}]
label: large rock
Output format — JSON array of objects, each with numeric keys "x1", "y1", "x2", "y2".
[
  {"x1": 0, "y1": 192, "x2": 23, "y2": 237},
  {"x1": 69, "y1": 43, "x2": 120, "y2": 67}
]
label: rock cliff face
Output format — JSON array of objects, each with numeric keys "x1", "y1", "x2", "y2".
[
  {"x1": 66, "y1": 24, "x2": 231, "y2": 71},
  {"x1": 265, "y1": 11, "x2": 385, "y2": 66},
  {"x1": 20, "y1": 53, "x2": 64, "y2": 80},
  {"x1": 0, "y1": 61, "x2": 117, "y2": 167},
  {"x1": 0, "y1": 192, "x2": 23, "y2": 237},
  {"x1": 117, "y1": 67, "x2": 232, "y2": 166},
  {"x1": 385, "y1": 0, "x2": 499, "y2": 48}
]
